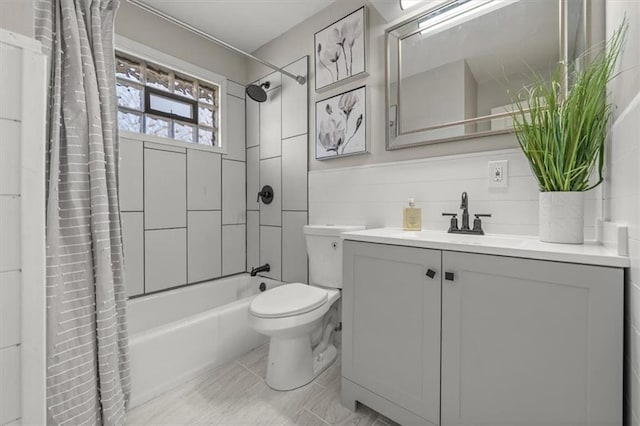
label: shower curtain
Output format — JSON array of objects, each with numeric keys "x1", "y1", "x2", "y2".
[{"x1": 35, "y1": 1, "x2": 130, "y2": 424}]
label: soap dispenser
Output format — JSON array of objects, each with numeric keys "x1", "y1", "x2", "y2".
[{"x1": 403, "y1": 198, "x2": 422, "y2": 231}]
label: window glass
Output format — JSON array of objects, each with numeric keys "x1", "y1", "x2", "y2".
[
  {"x1": 116, "y1": 56, "x2": 143, "y2": 83},
  {"x1": 174, "y1": 75, "x2": 195, "y2": 99},
  {"x1": 115, "y1": 52, "x2": 221, "y2": 148},
  {"x1": 145, "y1": 115, "x2": 170, "y2": 138},
  {"x1": 146, "y1": 66, "x2": 170, "y2": 92},
  {"x1": 198, "y1": 106, "x2": 214, "y2": 127},
  {"x1": 149, "y1": 92, "x2": 195, "y2": 120},
  {"x1": 118, "y1": 110, "x2": 142, "y2": 132},
  {"x1": 116, "y1": 82, "x2": 143, "y2": 110},
  {"x1": 174, "y1": 121, "x2": 196, "y2": 142},
  {"x1": 198, "y1": 128, "x2": 214, "y2": 146}
]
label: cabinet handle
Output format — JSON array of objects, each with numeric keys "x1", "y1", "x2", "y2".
[
  {"x1": 426, "y1": 269, "x2": 436, "y2": 279},
  {"x1": 445, "y1": 272, "x2": 455, "y2": 281}
]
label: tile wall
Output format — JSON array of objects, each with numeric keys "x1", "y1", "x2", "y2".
[
  {"x1": 0, "y1": 29, "x2": 46, "y2": 426},
  {"x1": 309, "y1": 149, "x2": 598, "y2": 237},
  {"x1": 246, "y1": 57, "x2": 309, "y2": 283},
  {"x1": 605, "y1": 2, "x2": 640, "y2": 424},
  {"x1": 120, "y1": 81, "x2": 247, "y2": 297}
]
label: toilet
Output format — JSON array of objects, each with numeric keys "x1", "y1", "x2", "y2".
[{"x1": 248, "y1": 224, "x2": 364, "y2": 391}]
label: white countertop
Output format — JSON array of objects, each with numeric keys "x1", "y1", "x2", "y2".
[{"x1": 341, "y1": 228, "x2": 630, "y2": 268}]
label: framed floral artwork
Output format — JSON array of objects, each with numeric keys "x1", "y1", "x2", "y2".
[
  {"x1": 314, "y1": 6, "x2": 368, "y2": 92},
  {"x1": 315, "y1": 85, "x2": 367, "y2": 160}
]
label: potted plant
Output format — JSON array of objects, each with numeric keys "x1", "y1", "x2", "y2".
[{"x1": 511, "y1": 22, "x2": 627, "y2": 244}]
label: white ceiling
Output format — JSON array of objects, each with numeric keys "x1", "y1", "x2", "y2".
[{"x1": 134, "y1": 0, "x2": 336, "y2": 53}]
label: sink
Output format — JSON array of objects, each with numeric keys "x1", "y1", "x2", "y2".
[{"x1": 386, "y1": 230, "x2": 528, "y2": 248}]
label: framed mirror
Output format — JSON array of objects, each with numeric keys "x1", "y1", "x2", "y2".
[{"x1": 386, "y1": 0, "x2": 588, "y2": 149}]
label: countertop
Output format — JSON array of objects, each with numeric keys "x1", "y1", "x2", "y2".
[{"x1": 341, "y1": 228, "x2": 630, "y2": 268}]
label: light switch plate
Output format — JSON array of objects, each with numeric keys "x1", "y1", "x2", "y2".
[{"x1": 488, "y1": 160, "x2": 508, "y2": 188}]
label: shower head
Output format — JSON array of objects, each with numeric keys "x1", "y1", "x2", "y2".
[{"x1": 246, "y1": 81, "x2": 270, "y2": 103}]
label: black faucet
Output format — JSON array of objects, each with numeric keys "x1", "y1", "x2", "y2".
[
  {"x1": 250, "y1": 264, "x2": 270, "y2": 277},
  {"x1": 442, "y1": 192, "x2": 492, "y2": 235},
  {"x1": 460, "y1": 191, "x2": 470, "y2": 230}
]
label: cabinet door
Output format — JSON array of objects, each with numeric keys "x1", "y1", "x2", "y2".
[
  {"x1": 441, "y1": 251, "x2": 623, "y2": 426},
  {"x1": 343, "y1": 241, "x2": 441, "y2": 425}
]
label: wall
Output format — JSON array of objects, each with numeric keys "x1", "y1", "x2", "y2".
[
  {"x1": 119, "y1": 82, "x2": 247, "y2": 297},
  {"x1": 310, "y1": 149, "x2": 598, "y2": 237},
  {"x1": 115, "y1": 1, "x2": 247, "y2": 85},
  {"x1": 246, "y1": 58, "x2": 310, "y2": 283},
  {"x1": 0, "y1": 29, "x2": 46, "y2": 426},
  {"x1": 0, "y1": 0, "x2": 33, "y2": 38},
  {"x1": 248, "y1": 0, "x2": 517, "y2": 172},
  {"x1": 605, "y1": 2, "x2": 640, "y2": 425}
]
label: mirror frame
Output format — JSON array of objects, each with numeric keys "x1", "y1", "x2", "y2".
[{"x1": 385, "y1": 0, "x2": 590, "y2": 150}]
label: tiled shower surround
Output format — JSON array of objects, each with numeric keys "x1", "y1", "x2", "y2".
[
  {"x1": 119, "y1": 81, "x2": 248, "y2": 298},
  {"x1": 246, "y1": 57, "x2": 309, "y2": 284}
]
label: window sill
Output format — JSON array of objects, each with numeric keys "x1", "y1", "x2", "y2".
[{"x1": 119, "y1": 130, "x2": 226, "y2": 154}]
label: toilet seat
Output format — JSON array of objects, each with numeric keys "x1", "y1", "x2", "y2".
[{"x1": 249, "y1": 283, "x2": 328, "y2": 319}]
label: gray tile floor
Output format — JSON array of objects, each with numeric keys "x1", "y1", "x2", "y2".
[{"x1": 127, "y1": 344, "x2": 398, "y2": 425}]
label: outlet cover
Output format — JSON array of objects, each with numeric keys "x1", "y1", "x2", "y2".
[{"x1": 488, "y1": 160, "x2": 508, "y2": 188}]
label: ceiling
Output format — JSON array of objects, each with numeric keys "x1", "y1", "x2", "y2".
[{"x1": 133, "y1": 0, "x2": 336, "y2": 53}]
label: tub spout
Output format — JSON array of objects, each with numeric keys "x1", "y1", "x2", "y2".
[{"x1": 250, "y1": 264, "x2": 270, "y2": 277}]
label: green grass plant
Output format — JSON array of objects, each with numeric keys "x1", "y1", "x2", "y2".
[{"x1": 511, "y1": 21, "x2": 627, "y2": 192}]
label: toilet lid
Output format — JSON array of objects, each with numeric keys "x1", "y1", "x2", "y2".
[{"x1": 249, "y1": 283, "x2": 328, "y2": 318}]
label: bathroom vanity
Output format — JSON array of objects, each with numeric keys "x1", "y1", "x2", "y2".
[{"x1": 340, "y1": 228, "x2": 628, "y2": 426}]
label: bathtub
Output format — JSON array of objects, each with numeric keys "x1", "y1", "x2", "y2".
[{"x1": 127, "y1": 274, "x2": 282, "y2": 408}]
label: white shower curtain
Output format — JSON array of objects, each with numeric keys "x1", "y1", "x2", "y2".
[{"x1": 35, "y1": 1, "x2": 130, "y2": 424}]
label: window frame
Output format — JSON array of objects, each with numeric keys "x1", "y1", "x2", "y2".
[
  {"x1": 115, "y1": 35, "x2": 227, "y2": 154},
  {"x1": 144, "y1": 86, "x2": 199, "y2": 124}
]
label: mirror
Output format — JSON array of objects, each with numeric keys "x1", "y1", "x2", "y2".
[{"x1": 386, "y1": 0, "x2": 587, "y2": 149}]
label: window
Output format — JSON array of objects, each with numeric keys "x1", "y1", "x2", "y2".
[{"x1": 115, "y1": 53, "x2": 219, "y2": 147}]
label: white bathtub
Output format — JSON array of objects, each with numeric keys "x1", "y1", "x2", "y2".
[{"x1": 127, "y1": 274, "x2": 282, "y2": 408}]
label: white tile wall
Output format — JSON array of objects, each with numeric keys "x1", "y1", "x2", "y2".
[
  {"x1": 309, "y1": 149, "x2": 598, "y2": 238},
  {"x1": 282, "y1": 58, "x2": 308, "y2": 139},
  {"x1": 0, "y1": 195, "x2": 20, "y2": 272},
  {"x1": 246, "y1": 91, "x2": 260, "y2": 149},
  {"x1": 261, "y1": 71, "x2": 282, "y2": 91},
  {"x1": 260, "y1": 226, "x2": 282, "y2": 281},
  {"x1": 0, "y1": 43, "x2": 21, "y2": 121},
  {"x1": 246, "y1": 146, "x2": 260, "y2": 210},
  {"x1": 282, "y1": 134, "x2": 308, "y2": 211},
  {"x1": 188, "y1": 211, "x2": 222, "y2": 283},
  {"x1": 225, "y1": 94, "x2": 246, "y2": 162},
  {"x1": 0, "y1": 345, "x2": 20, "y2": 424},
  {"x1": 0, "y1": 31, "x2": 47, "y2": 425},
  {"x1": 226, "y1": 80, "x2": 245, "y2": 99},
  {"x1": 145, "y1": 228, "x2": 187, "y2": 292},
  {"x1": 0, "y1": 271, "x2": 20, "y2": 348},
  {"x1": 222, "y1": 224, "x2": 246, "y2": 275},
  {"x1": 144, "y1": 148, "x2": 187, "y2": 229},
  {"x1": 187, "y1": 150, "x2": 221, "y2": 211},
  {"x1": 250, "y1": 58, "x2": 309, "y2": 284},
  {"x1": 119, "y1": 138, "x2": 143, "y2": 211},
  {"x1": 259, "y1": 156, "x2": 282, "y2": 226},
  {"x1": 121, "y1": 212, "x2": 144, "y2": 297},
  {"x1": 0, "y1": 119, "x2": 20, "y2": 195},
  {"x1": 222, "y1": 159, "x2": 246, "y2": 225},
  {"x1": 247, "y1": 211, "x2": 260, "y2": 271},
  {"x1": 606, "y1": 4, "x2": 640, "y2": 424},
  {"x1": 259, "y1": 85, "x2": 282, "y2": 159},
  {"x1": 282, "y1": 211, "x2": 308, "y2": 284}
]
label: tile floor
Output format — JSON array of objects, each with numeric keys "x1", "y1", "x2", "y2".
[{"x1": 127, "y1": 344, "x2": 398, "y2": 425}]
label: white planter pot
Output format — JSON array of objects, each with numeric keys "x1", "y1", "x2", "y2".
[{"x1": 539, "y1": 191, "x2": 585, "y2": 244}]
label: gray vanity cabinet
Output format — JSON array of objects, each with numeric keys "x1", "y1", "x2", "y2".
[
  {"x1": 440, "y1": 251, "x2": 623, "y2": 426},
  {"x1": 342, "y1": 242, "x2": 624, "y2": 426},
  {"x1": 342, "y1": 241, "x2": 442, "y2": 426}
]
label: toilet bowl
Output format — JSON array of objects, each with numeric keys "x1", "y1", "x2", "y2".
[{"x1": 247, "y1": 225, "x2": 364, "y2": 391}]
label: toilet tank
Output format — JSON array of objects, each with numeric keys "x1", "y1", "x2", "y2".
[{"x1": 304, "y1": 225, "x2": 364, "y2": 289}]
